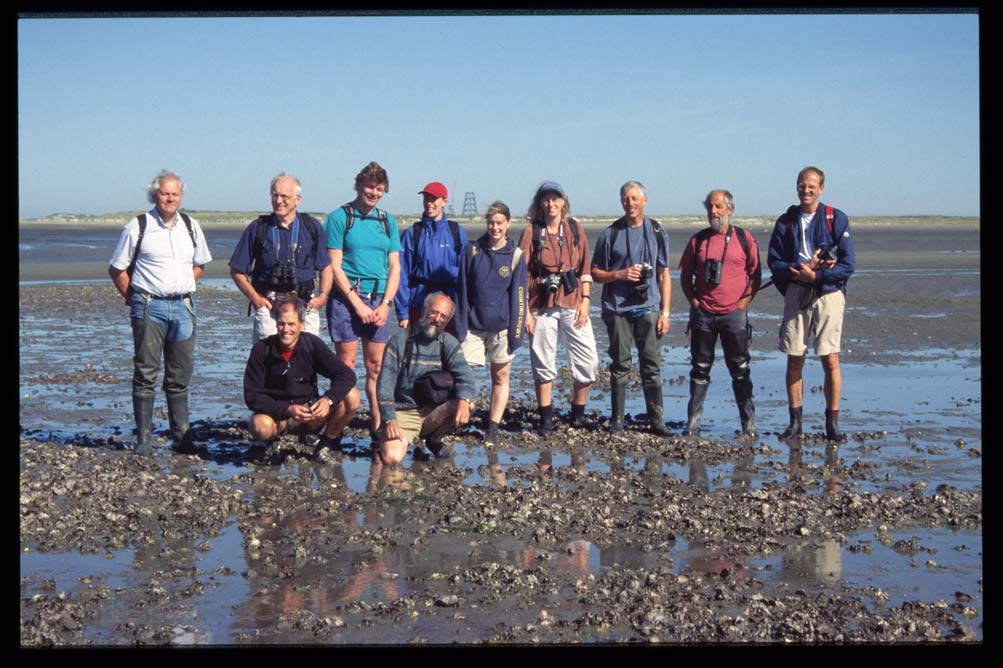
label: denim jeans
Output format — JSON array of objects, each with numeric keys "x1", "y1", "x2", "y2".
[{"x1": 130, "y1": 293, "x2": 196, "y2": 398}]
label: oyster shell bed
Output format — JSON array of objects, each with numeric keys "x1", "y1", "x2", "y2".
[{"x1": 20, "y1": 411, "x2": 982, "y2": 645}]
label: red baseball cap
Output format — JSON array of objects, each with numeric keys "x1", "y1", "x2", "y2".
[{"x1": 419, "y1": 181, "x2": 448, "y2": 199}]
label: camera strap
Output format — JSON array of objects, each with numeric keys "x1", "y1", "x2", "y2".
[
  {"x1": 719, "y1": 225, "x2": 733, "y2": 264},
  {"x1": 533, "y1": 221, "x2": 565, "y2": 275},
  {"x1": 696, "y1": 224, "x2": 736, "y2": 273},
  {"x1": 271, "y1": 215, "x2": 301, "y2": 264},
  {"x1": 624, "y1": 224, "x2": 642, "y2": 266}
]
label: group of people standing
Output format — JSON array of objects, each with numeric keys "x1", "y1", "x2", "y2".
[{"x1": 109, "y1": 163, "x2": 855, "y2": 465}]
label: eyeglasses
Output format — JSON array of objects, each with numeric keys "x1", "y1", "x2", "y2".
[{"x1": 271, "y1": 193, "x2": 297, "y2": 201}]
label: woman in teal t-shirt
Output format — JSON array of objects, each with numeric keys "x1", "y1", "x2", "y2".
[{"x1": 324, "y1": 161, "x2": 402, "y2": 441}]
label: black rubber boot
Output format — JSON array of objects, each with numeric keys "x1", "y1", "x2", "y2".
[
  {"x1": 683, "y1": 380, "x2": 708, "y2": 437},
  {"x1": 133, "y1": 394, "x2": 155, "y2": 456},
  {"x1": 166, "y1": 393, "x2": 195, "y2": 453},
  {"x1": 484, "y1": 421, "x2": 501, "y2": 444},
  {"x1": 733, "y1": 379, "x2": 757, "y2": 438},
  {"x1": 609, "y1": 379, "x2": 626, "y2": 433},
  {"x1": 825, "y1": 408, "x2": 847, "y2": 443},
  {"x1": 643, "y1": 385, "x2": 673, "y2": 437},
  {"x1": 538, "y1": 405, "x2": 555, "y2": 433},
  {"x1": 781, "y1": 405, "x2": 803, "y2": 439},
  {"x1": 569, "y1": 403, "x2": 587, "y2": 428}
]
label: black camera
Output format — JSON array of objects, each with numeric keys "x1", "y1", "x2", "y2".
[
  {"x1": 817, "y1": 246, "x2": 837, "y2": 262},
  {"x1": 542, "y1": 273, "x2": 563, "y2": 294},
  {"x1": 704, "y1": 259, "x2": 722, "y2": 286},
  {"x1": 633, "y1": 263, "x2": 654, "y2": 295}
]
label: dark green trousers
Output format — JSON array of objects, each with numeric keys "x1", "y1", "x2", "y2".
[{"x1": 602, "y1": 310, "x2": 662, "y2": 388}]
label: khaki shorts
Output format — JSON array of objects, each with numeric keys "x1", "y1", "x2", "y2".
[
  {"x1": 461, "y1": 329, "x2": 515, "y2": 367},
  {"x1": 384, "y1": 402, "x2": 454, "y2": 447},
  {"x1": 779, "y1": 286, "x2": 845, "y2": 357}
]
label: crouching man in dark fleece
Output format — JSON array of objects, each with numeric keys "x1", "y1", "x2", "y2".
[{"x1": 243, "y1": 296, "x2": 361, "y2": 462}]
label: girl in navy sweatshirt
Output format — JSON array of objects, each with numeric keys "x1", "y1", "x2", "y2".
[{"x1": 455, "y1": 201, "x2": 529, "y2": 443}]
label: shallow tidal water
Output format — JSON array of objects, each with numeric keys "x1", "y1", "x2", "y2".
[{"x1": 20, "y1": 226, "x2": 982, "y2": 644}]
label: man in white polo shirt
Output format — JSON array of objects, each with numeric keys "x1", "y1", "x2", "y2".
[{"x1": 109, "y1": 169, "x2": 213, "y2": 455}]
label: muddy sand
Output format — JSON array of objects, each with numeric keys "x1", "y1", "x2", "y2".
[{"x1": 20, "y1": 223, "x2": 981, "y2": 645}]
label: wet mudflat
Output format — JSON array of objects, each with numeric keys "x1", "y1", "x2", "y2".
[{"x1": 20, "y1": 226, "x2": 981, "y2": 645}]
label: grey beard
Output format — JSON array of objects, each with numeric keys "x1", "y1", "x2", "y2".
[
  {"x1": 710, "y1": 216, "x2": 729, "y2": 233},
  {"x1": 420, "y1": 320, "x2": 441, "y2": 338}
]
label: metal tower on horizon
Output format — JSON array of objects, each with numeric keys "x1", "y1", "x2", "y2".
[{"x1": 461, "y1": 192, "x2": 478, "y2": 216}]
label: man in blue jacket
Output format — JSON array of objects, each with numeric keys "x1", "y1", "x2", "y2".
[
  {"x1": 395, "y1": 181, "x2": 468, "y2": 331},
  {"x1": 768, "y1": 166, "x2": 856, "y2": 442}
]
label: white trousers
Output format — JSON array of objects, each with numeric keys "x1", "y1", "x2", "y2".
[{"x1": 529, "y1": 307, "x2": 598, "y2": 384}]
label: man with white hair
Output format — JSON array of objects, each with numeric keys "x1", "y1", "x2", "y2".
[
  {"x1": 109, "y1": 169, "x2": 212, "y2": 455},
  {"x1": 229, "y1": 173, "x2": 333, "y2": 340},
  {"x1": 591, "y1": 180, "x2": 672, "y2": 435}
]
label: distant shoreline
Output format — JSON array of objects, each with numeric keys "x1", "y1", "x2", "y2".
[{"x1": 19, "y1": 214, "x2": 981, "y2": 233}]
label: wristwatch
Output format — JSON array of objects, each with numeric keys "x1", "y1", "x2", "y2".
[{"x1": 324, "y1": 396, "x2": 334, "y2": 406}]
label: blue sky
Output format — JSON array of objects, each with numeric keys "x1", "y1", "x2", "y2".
[{"x1": 18, "y1": 12, "x2": 979, "y2": 219}]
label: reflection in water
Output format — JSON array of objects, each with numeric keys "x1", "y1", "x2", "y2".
[
  {"x1": 478, "y1": 448, "x2": 508, "y2": 487},
  {"x1": 686, "y1": 549, "x2": 749, "y2": 582},
  {"x1": 823, "y1": 444, "x2": 842, "y2": 495},
  {"x1": 535, "y1": 449, "x2": 587, "y2": 476},
  {"x1": 781, "y1": 539, "x2": 843, "y2": 587},
  {"x1": 686, "y1": 454, "x2": 756, "y2": 494}
]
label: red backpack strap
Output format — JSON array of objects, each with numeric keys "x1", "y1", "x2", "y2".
[{"x1": 825, "y1": 205, "x2": 835, "y2": 238}]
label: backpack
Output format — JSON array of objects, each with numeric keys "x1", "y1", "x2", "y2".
[
  {"x1": 127, "y1": 212, "x2": 196, "y2": 278},
  {"x1": 249, "y1": 213, "x2": 320, "y2": 275},
  {"x1": 530, "y1": 217, "x2": 582, "y2": 276},
  {"x1": 781, "y1": 204, "x2": 836, "y2": 238},
  {"x1": 608, "y1": 217, "x2": 667, "y2": 266},
  {"x1": 693, "y1": 223, "x2": 752, "y2": 260},
  {"x1": 342, "y1": 204, "x2": 389, "y2": 237},
  {"x1": 411, "y1": 218, "x2": 463, "y2": 255}
]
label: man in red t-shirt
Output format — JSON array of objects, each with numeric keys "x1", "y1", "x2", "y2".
[{"x1": 678, "y1": 190, "x2": 762, "y2": 438}]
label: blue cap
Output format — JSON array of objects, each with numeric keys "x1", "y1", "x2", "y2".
[{"x1": 536, "y1": 181, "x2": 566, "y2": 198}]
